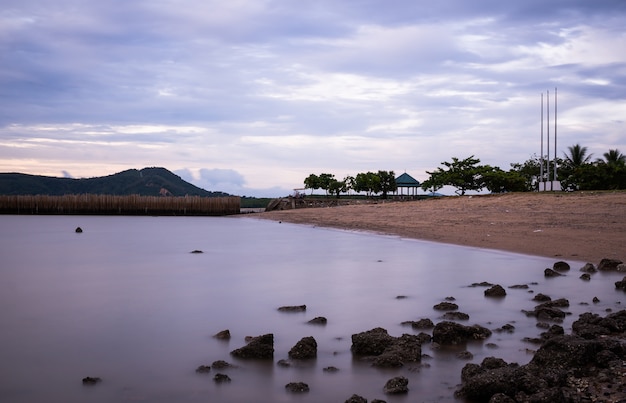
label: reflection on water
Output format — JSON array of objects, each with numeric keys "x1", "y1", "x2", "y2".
[{"x1": 0, "y1": 215, "x2": 623, "y2": 402}]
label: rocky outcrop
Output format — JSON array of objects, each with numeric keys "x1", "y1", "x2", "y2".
[
  {"x1": 616, "y1": 276, "x2": 626, "y2": 291},
  {"x1": 351, "y1": 328, "x2": 422, "y2": 367},
  {"x1": 383, "y1": 376, "x2": 409, "y2": 394},
  {"x1": 82, "y1": 376, "x2": 101, "y2": 385},
  {"x1": 307, "y1": 316, "x2": 327, "y2": 325},
  {"x1": 456, "y1": 310, "x2": 626, "y2": 402},
  {"x1": 432, "y1": 321, "x2": 492, "y2": 345},
  {"x1": 433, "y1": 302, "x2": 458, "y2": 311},
  {"x1": 285, "y1": 382, "x2": 309, "y2": 393},
  {"x1": 230, "y1": 334, "x2": 274, "y2": 359},
  {"x1": 544, "y1": 268, "x2": 562, "y2": 277},
  {"x1": 278, "y1": 305, "x2": 306, "y2": 312},
  {"x1": 553, "y1": 261, "x2": 570, "y2": 271},
  {"x1": 213, "y1": 329, "x2": 231, "y2": 339},
  {"x1": 214, "y1": 373, "x2": 231, "y2": 383},
  {"x1": 598, "y1": 258, "x2": 623, "y2": 271},
  {"x1": 442, "y1": 311, "x2": 470, "y2": 320},
  {"x1": 523, "y1": 298, "x2": 570, "y2": 320},
  {"x1": 288, "y1": 336, "x2": 317, "y2": 359},
  {"x1": 484, "y1": 284, "x2": 506, "y2": 297}
]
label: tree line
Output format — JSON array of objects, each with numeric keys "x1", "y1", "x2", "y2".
[{"x1": 303, "y1": 144, "x2": 625, "y2": 197}]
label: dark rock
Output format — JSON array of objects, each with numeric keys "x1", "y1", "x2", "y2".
[
  {"x1": 288, "y1": 336, "x2": 317, "y2": 359},
  {"x1": 508, "y1": 284, "x2": 529, "y2": 289},
  {"x1": 553, "y1": 261, "x2": 570, "y2": 271},
  {"x1": 408, "y1": 318, "x2": 434, "y2": 329},
  {"x1": 469, "y1": 281, "x2": 494, "y2": 287},
  {"x1": 432, "y1": 321, "x2": 492, "y2": 345},
  {"x1": 416, "y1": 332, "x2": 432, "y2": 344},
  {"x1": 383, "y1": 376, "x2": 409, "y2": 394},
  {"x1": 484, "y1": 284, "x2": 506, "y2": 297},
  {"x1": 307, "y1": 316, "x2": 327, "y2": 325},
  {"x1": 75, "y1": 227, "x2": 83, "y2": 233},
  {"x1": 230, "y1": 333, "x2": 274, "y2": 359},
  {"x1": 277, "y1": 359, "x2": 291, "y2": 367},
  {"x1": 544, "y1": 268, "x2": 562, "y2": 277},
  {"x1": 524, "y1": 298, "x2": 570, "y2": 320},
  {"x1": 211, "y1": 360, "x2": 233, "y2": 369},
  {"x1": 396, "y1": 295, "x2": 408, "y2": 299},
  {"x1": 532, "y1": 293, "x2": 551, "y2": 302},
  {"x1": 616, "y1": 276, "x2": 626, "y2": 291},
  {"x1": 457, "y1": 350, "x2": 474, "y2": 359},
  {"x1": 593, "y1": 296, "x2": 600, "y2": 303},
  {"x1": 580, "y1": 263, "x2": 597, "y2": 273},
  {"x1": 195, "y1": 365, "x2": 211, "y2": 373},
  {"x1": 580, "y1": 273, "x2": 591, "y2": 281},
  {"x1": 213, "y1": 373, "x2": 231, "y2": 383},
  {"x1": 598, "y1": 258, "x2": 623, "y2": 271},
  {"x1": 278, "y1": 305, "x2": 306, "y2": 312},
  {"x1": 190, "y1": 249, "x2": 203, "y2": 253},
  {"x1": 442, "y1": 311, "x2": 470, "y2": 320},
  {"x1": 323, "y1": 366, "x2": 339, "y2": 372},
  {"x1": 444, "y1": 296, "x2": 456, "y2": 301},
  {"x1": 351, "y1": 328, "x2": 421, "y2": 368},
  {"x1": 345, "y1": 394, "x2": 367, "y2": 403},
  {"x1": 285, "y1": 382, "x2": 309, "y2": 393},
  {"x1": 456, "y1": 310, "x2": 626, "y2": 402},
  {"x1": 213, "y1": 329, "x2": 231, "y2": 339},
  {"x1": 82, "y1": 376, "x2": 101, "y2": 385},
  {"x1": 433, "y1": 302, "x2": 458, "y2": 311},
  {"x1": 494, "y1": 324, "x2": 515, "y2": 333}
]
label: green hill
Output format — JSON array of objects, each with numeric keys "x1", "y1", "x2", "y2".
[{"x1": 0, "y1": 167, "x2": 229, "y2": 197}]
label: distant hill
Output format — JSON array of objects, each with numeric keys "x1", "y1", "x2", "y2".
[{"x1": 0, "y1": 167, "x2": 230, "y2": 197}]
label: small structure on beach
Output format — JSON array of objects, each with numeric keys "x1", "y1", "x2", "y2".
[{"x1": 394, "y1": 173, "x2": 421, "y2": 198}]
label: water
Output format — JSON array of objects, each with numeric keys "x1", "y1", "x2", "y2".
[{"x1": 0, "y1": 215, "x2": 623, "y2": 402}]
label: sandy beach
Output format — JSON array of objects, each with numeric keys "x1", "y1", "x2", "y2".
[{"x1": 259, "y1": 191, "x2": 626, "y2": 264}]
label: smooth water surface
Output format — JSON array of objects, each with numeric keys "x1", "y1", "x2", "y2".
[{"x1": 0, "y1": 215, "x2": 623, "y2": 402}]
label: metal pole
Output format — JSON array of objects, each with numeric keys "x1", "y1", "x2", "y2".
[
  {"x1": 546, "y1": 90, "x2": 550, "y2": 189},
  {"x1": 539, "y1": 92, "x2": 546, "y2": 191},
  {"x1": 554, "y1": 87, "x2": 557, "y2": 186}
]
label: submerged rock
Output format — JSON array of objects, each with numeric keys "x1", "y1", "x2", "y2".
[
  {"x1": 230, "y1": 333, "x2": 274, "y2": 359},
  {"x1": 278, "y1": 305, "x2": 306, "y2": 312},
  {"x1": 484, "y1": 284, "x2": 506, "y2": 297},
  {"x1": 383, "y1": 376, "x2": 409, "y2": 394},
  {"x1": 285, "y1": 382, "x2": 309, "y2": 393},
  {"x1": 213, "y1": 329, "x2": 231, "y2": 339},
  {"x1": 432, "y1": 321, "x2": 492, "y2": 345},
  {"x1": 351, "y1": 328, "x2": 422, "y2": 368},
  {"x1": 82, "y1": 376, "x2": 101, "y2": 385},
  {"x1": 288, "y1": 336, "x2": 317, "y2": 359}
]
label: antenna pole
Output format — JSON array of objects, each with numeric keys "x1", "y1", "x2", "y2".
[
  {"x1": 554, "y1": 88, "x2": 557, "y2": 186},
  {"x1": 546, "y1": 90, "x2": 550, "y2": 188},
  {"x1": 540, "y1": 93, "x2": 544, "y2": 190}
]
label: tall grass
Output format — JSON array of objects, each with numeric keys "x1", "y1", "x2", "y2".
[{"x1": 0, "y1": 194, "x2": 241, "y2": 216}]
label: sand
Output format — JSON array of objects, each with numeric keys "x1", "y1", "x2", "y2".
[{"x1": 258, "y1": 191, "x2": 626, "y2": 264}]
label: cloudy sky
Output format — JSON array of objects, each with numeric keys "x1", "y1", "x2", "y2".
[{"x1": 2, "y1": 1, "x2": 625, "y2": 196}]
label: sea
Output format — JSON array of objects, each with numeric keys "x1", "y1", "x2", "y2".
[{"x1": 0, "y1": 215, "x2": 623, "y2": 403}]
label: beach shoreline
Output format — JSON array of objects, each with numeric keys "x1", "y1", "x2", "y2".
[{"x1": 257, "y1": 191, "x2": 626, "y2": 264}]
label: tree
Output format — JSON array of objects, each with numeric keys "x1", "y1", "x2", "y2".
[
  {"x1": 509, "y1": 154, "x2": 542, "y2": 191},
  {"x1": 563, "y1": 144, "x2": 592, "y2": 169},
  {"x1": 318, "y1": 173, "x2": 335, "y2": 196},
  {"x1": 327, "y1": 179, "x2": 348, "y2": 198},
  {"x1": 421, "y1": 156, "x2": 489, "y2": 196},
  {"x1": 599, "y1": 149, "x2": 626, "y2": 167},
  {"x1": 354, "y1": 172, "x2": 381, "y2": 197},
  {"x1": 303, "y1": 174, "x2": 320, "y2": 194},
  {"x1": 482, "y1": 166, "x2": 527, "y2": 193},
  {"x1": 377, "y1": 170, "x2": 397, "y2": 199}
]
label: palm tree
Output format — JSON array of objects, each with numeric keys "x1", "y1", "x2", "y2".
[
  {"x1": 599, "y1": 149, "x2": 626, "y2": 166},
  {"x1": 564, "y1": 144, "x2": 593, "y2": 168}
]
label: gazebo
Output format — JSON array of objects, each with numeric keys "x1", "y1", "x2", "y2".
[{"x1": 395, "y1": 172, "x2": 421, "y2": 198}]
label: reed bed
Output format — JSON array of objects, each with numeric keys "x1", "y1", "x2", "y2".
[{"x1": 0, "y1": 194, "x2": 241, "y2": 216}]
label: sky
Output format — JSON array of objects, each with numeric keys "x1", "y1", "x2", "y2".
[{"x1": 1, "y1": 0, "x2": 625, "y2": 197}]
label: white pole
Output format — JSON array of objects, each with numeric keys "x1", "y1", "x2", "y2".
[
  {"x1": 540, "y1": 93, "x2": 544, "y2": 191},
  {"x1": 546, "y1": 90, "x2": 550, "y2": 188},
  {"x1": 554, "y1": 88, "x2": 558, "y2": 186}
]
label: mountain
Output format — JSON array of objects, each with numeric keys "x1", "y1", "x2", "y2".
[{"x1": 0, "y1": 167, "x2": 230, "y2": 197}]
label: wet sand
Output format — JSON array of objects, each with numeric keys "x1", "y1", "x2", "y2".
[{"x1": 259, "y1": 191, "x2": 626, "y2": 264}]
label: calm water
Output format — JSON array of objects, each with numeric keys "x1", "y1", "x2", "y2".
[{"x1": 0, "y1": 215, "x2": 623, "y2": 402}]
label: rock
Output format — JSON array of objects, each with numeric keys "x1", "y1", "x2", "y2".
[
  {"x1": 553, "y1": 261, "x2": 570, "y2": 271},
  {"x1": 618, "y1": 263, "x2": 626, "y2": 272},
  {"x1": 213, "y1": 373, "x2": 231, "y2": 383},
  {"x1": 469, "y1": 281, "x2": 494, "y2": 287},
  {"x1": 432, "y1": 321, "x2": 492, "y2": 345},
  {"x1": 82, "y1": 376, "x2": 101, "y2": 385},
  {"x1": 494, "y1": 324, "x2": 515, "y2": 333},
  {"x1": 307, "y1": 316, "x2": 327, "y2": 325},
  {"x1": 580, "y1": 263, "x2": 597, "y2": 273},
  {"x1": 195, "y1": 365, "x2": 211, "y2": 373},
  {"x1": 580, "y1": 273, "x2": 591, "y2": 280},
  {"x1": 508, "y1": 284, "x2": 529, "y2": 289},
  {"x1": 190, "y1": 250, "x2": 203, "y2": 253},
  {"x1": 383, "y1": 376, "x2": 409, "y2": 394},
  {"x1": 456, "y1": 310, "x2": 626, "y2": 402},
  {"x1": 278, "y1": 305, "x2": 306, "y2": 312},
  {"x1": 598, "y1": 258, "x2": 623, "y2": 271},
  {"x1": 288, "y1": 336, "x2": 317, "y2": 359},
  {"x1": 213, "y1": 329, "x2": 231, "y2": 339},
  {"x1": 75, "y1": 227, "x2": 83, "y2": 233},
  {"x1": 484, "y1": 284, "x2": 506, "y2": 297},
  {"x1": 323, "y1": 366, "x2": 339, "y2": 372},
  {"x1": 544, "y1": 268, "x2": 562, "y2": 277},
  {"x1": 457, "y1": 350, "x2": 474, "y2": 359},
  {"x1": 211, "y1": 360, "x2": 233, "y2": 369},
  {"x1": 616, "y1": 276, "x2": 626, "y2": 291},
  {"x1": 433, "y1": 302, "x2": 458, "y2": 311},
  {"x1": 407, "y1": 318, "x2": 434, "y2": 329},
  {"x1": 230, "y1": 333, "x2": 274, "y2": 359},
  {"x1": 351, "y1": 328, "x2": 422, "y2": 368},
  {"x1": 345, "y1": 394, "x2": 367, "y2": 403},
  {"x1": 276, "y1": 359, "x2": 291, "y2": 367},
  {"x1": 285, "y1": 382, "x2": 309, "y2": 393},
  {"x1": 532, "y1": 293, "x2": 551, "y2": 302},
  {"x1": 442, "y1": 311, "x2": 470, "y2": 320}
]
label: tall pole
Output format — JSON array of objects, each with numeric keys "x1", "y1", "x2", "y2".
[
  {"x1": 546, "y1": 90, "x2": 550, "y2": 188},
  {"x1": 539, "y1": 92, "x2": 546, "y2": 191},
  {"x1": 554, "y1": 87, "x2": 558, "y2": 187}
]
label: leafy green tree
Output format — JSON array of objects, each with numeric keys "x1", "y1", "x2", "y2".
[
  {"x1": 482, "y1": 166, "x2": 527, "y2": 193},
  {"x1": 509, "y1": 154, "x2": 542, "y2": 191},
  {"x1": 327, "y1": 179, "x2": 348, "y2": 198},
  {"x1": 421, "y1": 156, "x2": 489, "y2": 196},
  {"x1": 377, "y1": 170, "x2": 397, "y2": 199},
  {"x1": 563, "y1": 144, "x2": 593, "y2": 169},
  {"x1": 354, "y1": 172, "x2": 381, "y2": 197},
  {"x1": 318, "y1": 173, "x2": 336, "y2": 196},
  {"x1": 303, "y1": 174, "x2": 320, "y2": 194},
  {"x1": 599, "y1": 149, "x2": 626, "y2": 166}
]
